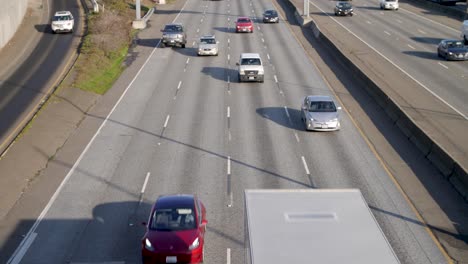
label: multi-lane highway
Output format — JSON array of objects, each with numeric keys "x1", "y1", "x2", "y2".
[
  {"x1": 309, "y1": 0, "x2": 468, "y2": 118},
  {"x1": 6, "y1": 0, "x2": 452, "y2": 263}
]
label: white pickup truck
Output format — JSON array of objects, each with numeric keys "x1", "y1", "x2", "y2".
[{"x1": 462, "y1": 20, "x2": 468, "y2": 45}]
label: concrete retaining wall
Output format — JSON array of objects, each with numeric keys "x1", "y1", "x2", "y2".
[{"x1": 0, "y1": 0, "x2": 29, "y2": 50}]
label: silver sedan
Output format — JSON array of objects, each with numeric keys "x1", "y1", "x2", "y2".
[{"x1": 300, "y1": 95, "x2": 342, "y2": 131}]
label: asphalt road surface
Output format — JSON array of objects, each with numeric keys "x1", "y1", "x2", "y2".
[
  {"x1": 7, "y1": 0, "x2": 449, "y2": 263},
  {"x1": 0, "y1": 0, "x2": 81, "y2": 153},
  {"x1": 308, "y1": 0, "x2": 468, "y2": 119}
]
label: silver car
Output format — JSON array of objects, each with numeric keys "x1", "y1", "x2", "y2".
[
  {"x1": 198, "y1": 35, "x2": 219, "y2": 56},
  {"x1": 301, "y1": 95, "x2": 342, "y2": 131}
]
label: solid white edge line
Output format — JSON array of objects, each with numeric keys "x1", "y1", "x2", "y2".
[
  {"x1": 227, "y1": 156, "x2": 231, "y2": 175},
  {"x1": 141, "y1": 172, "x2": 151, "y2": 194},
  {"x1": 227, "y1": 248, "x2": 231, "y2": 264},
  {"x1": 308, "y1": 0, "x2": 468, "y2": 120},
  {"x1": 9, "y1": 232, "x2": 37, "y2": 264},
  {"x1": 7, "y1": 2, "x2": 194, "y2": 262},
  {"x1": 438, "y1": 62, "x2": 449, "y2": 69},
  {"x1": 164, "y1": 115, "x2": 170, "y2": 128},
  {"x1": 301, "y1": 156, "x2": 310, "y2": 175},
  {"x1": 6, "y1": 1, "x2": 196, "y2": 259},
  {"x1": 227, "y1": 106, "x2": 230, "y2": 118}
]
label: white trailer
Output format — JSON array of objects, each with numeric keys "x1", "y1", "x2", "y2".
[{"x1": 244, "y1": 189, "x2": 400, "y2": 264}]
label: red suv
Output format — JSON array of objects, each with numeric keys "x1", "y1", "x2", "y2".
[
  {"x1": 142, "y1": 194, "x2": 207, "y2": 264},
  {"x1": 235, "y1": 17, "x2": 254, "y2": 33}
]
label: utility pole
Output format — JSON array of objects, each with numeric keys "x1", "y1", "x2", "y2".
[{"x1": 136, "y1": 0, "x2": 141, "y2": 20}]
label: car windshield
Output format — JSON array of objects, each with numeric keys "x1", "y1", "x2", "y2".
[
  {"x1": 201, "y1": 38, "x2": 216, "y2": 44},
  {"x1": 241, "y1": 58, "x2": 261, "y2": 65},
  {"x1": 150, "y1": 207, "x2": 196, "y2": 231},
  {"x1": 164, "y1": 25, "x2": 183, "y2": 32},
  {"x1": 309, "y1": 101, "x2": 337, "y2": 112},
  {"x1": 265, "y1": 10, "x2": 277, "y2": 16},
  {"x1": 337, "y1": 3, "x2": 352, "y2": 8},
  {"x1": 447, "y1": 41, "x2": 464, "y2": 48},
  {"x1": 237, "y1": 18, "x2": 251, "y2": 23},
  {"x1": 53, "y1": 15, "x2": 72, "y2": 21}
]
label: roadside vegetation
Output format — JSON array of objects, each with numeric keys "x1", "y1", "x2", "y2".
[{"x1": 74, "y1": 0, "x2": 152, "y2": 94}]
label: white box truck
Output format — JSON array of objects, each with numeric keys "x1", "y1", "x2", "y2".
[
  {"x1": 461, "y1": 20, "x2": 468, "y2": 45},
  {"x1": 244, "y1": 189, "x2": 400, "y2": 264}
]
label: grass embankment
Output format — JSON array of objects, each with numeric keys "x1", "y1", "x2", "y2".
[{"x1": 74, "y1": 0, "x2": 152, "y2": 94}]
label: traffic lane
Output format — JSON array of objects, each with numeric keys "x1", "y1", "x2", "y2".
[
  {"x1": 258, "y1": 3, "x2": 448, "y2": 262},
  {"x1": 17, "y1": 0, "x2": 234, "y2": 261},
  {"x1": 308, "y1": 0, "x2": 468, "y2": 117},
  {"x1": 12, "y1": 24, "x2": 201, "y2": 261},
  {"x1": 0, "y1": 0, "x2": 81, "y2": 153}
]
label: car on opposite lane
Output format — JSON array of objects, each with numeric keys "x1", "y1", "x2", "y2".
[
  {"x1": 142, "y1": 194, "x2": 207, "y2": 264},
  {"x1": 161, "y1": 23, "x2": 187, "y2": 48},
  {"x1": 235, "y1": 17, "x2": 254, "y2": 33},
  {"x1": 51, "y1": 11, "x2": 74, "y2": 33},
  {"x1": 437, "y1": 39, "x2": 468, "y2": 61},
  {"x1": 334, "y1": 2, "x2": 354, "y2": 16},
  {"x1": 197, "y1": 35, "x2": 219, "y2": 56},
  {"x1": 301, "y1": 95, "x2": 342, "y2": 131},
  {"x1": 263, "y1": 10, "x2": 279, "y2": 23}
]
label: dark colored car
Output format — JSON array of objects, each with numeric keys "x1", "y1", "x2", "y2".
[
  {"x1": 263, "y1": 10, "x2": 279, "y2": 23},
  {"x1": 437, "y1": 39, "x2": 468, "y2": 61},
  {"x1": 334, "y1": 2, "x2": 354, "y2": 16},
  {"x1": 142, "y1": 194, "x2": 207, "y2": 264},
  {"x1": 161, "y1": 23, "x2": 187, "y2": 48},
  {"x1": 235, "y1": 17, "x2": 254, "y2": 33}
]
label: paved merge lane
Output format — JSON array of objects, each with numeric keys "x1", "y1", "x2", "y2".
[{"x1": 10, "y1": 0, "x2": 448, "y2": 263}]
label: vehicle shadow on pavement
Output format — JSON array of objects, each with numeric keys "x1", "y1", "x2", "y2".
[
  {"x1": 201, "y1": 67, "x2": 238, "y2": 81},
  {"x1": 402, "y1": 51, "x2": 441, "y2": 60},
  {"x1": 411, "y1": 37, "x2": 444, "y2": 45},
  {"x1": 256, "y1": 107, "x2": 304, "y2": 131},
  {"x1": 0, "y1": 201, "x2": 151, "y2": 263},
  {"x1": 34, "y1": 24, "x2": 53, "y2": 34},
  {"x1": 136, "y1": 38, "x2": 162, "y2": 48},
  {"x1": 173, "y1": 47, "x2": 200, "y2": 57},
  {"x1": 213, "y1": 27, "x2": 233, "y2": 33}
]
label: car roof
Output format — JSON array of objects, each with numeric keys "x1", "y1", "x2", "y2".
[
  {"x1": 155, "y1": 194, "x2": 196, "y2": 209},
  {"x1": 201, "y1": 35, "x2": 215, "y2": 39},
  {"x1": 165, "y1": 23, "x2": 183, "y2": 26},
  {"x1": 240, "y1": 53, "x2": 261, "y2": 59},
  {"x1": 54, "y1": 11, "x2": 72, "y2": 16},
  {"x1": 307, "y1": 95, "x2": 334, "y2": 102}
]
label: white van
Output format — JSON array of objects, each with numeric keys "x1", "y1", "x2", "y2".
[
  {"x1": 461, "y1": 20, "x2": 468, "y2": 45},
  {"x1": 379, "y1": 0, "x2": 399, "y2": 10}
]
